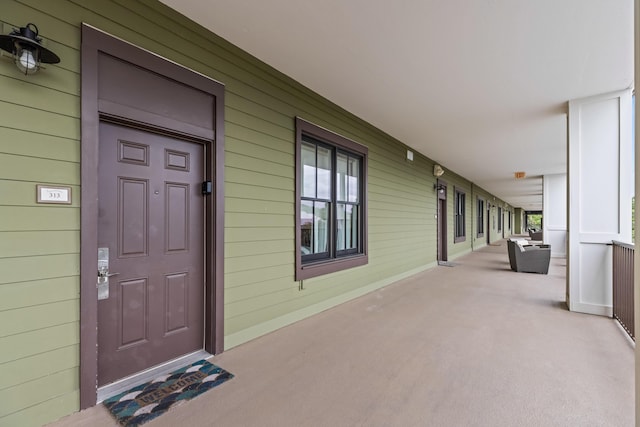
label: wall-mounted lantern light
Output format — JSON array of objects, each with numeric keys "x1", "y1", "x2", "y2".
[
  {"x1": 434, "y1": 183, "x2": 446, "y2": 194},
  {"x1": 0, "y1": 23, "x2": 60, "y2": 75}
]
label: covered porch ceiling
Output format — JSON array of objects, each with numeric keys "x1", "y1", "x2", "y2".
[{"x1": 159, "y1": 0, "x2": 633, "y2": 211}]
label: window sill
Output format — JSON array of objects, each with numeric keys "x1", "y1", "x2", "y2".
[
  {"x1": 454, "y1": 236, "x2": 466, "y2": 243},
  {"x1": 297, "y1": 254, "x2": 368, "y2": 281}
]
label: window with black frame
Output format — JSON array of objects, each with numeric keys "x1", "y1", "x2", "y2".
[
  {"x1": 296, "y1": 118, "x2": 368, "y2": 280},
  {"x1": 477, "y1": 197, "x2": 484, "y2": 237},
  {"x1": 454, "y1": 188, "x2": 466, "y2": 242}
]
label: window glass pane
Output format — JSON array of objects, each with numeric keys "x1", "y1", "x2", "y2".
[
  {"x1": 301, "y1": 142, "x2": 316, "y2": 198},
  {"x1": 313, "y1": 201, "x2": 329, "y2": 253},
  {"x1": 337, "y1": 153, "x2": 348, "y2": 202},
  {"x1": 336, "y1": 203, "x2": 346, "y2": 250},
  {"x1": 348, "y1": 156, "x2": 359, "y2": 203},
  {"x1": 301, "y1": 200, "x2": 314, "y2": 255},
  {"x1": 347, "y1": 204, "x2": 358, "y2": 250},
  {"x1": 317, "y1": 146, "x2": 332, "y2": 200}
]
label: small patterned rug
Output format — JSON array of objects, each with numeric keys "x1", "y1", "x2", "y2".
[
  {"x1": 103, "y1": 359, "x2": 233, "y2": 426},
  {"x1": 438, "y1": 261, "x2": 458, "y2": 267}
]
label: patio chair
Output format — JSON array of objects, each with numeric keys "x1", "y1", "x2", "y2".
[{"x1": 507, "y1": 240, "x2": 551, "y2": 274}]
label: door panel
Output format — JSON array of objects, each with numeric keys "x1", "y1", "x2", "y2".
[{"x1": 98, "y1": 122, "x2": 205, "y2": 386}]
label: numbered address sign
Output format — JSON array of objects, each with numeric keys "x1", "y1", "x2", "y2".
[{"x1": 36, "y1": 185, "x2": 72, "y2": 204}]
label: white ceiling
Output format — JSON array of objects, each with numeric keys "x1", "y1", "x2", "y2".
[{"x1": 159, "y1": 0, "x2": 633, "y2": 210}]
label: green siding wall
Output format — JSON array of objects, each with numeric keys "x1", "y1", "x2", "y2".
[{"x1": 1, "y1": 1, "x2": 512, "y2": 425}]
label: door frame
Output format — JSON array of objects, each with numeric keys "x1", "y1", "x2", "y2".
[
  {"x1": 80, "y1": 24, "x2": 225, "y2": 408},
  {"x1": 436, "y1": 179, "x2": 448, "y2": 262}
]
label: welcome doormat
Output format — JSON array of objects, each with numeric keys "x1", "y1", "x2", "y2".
[
  {"x1": 103, "y1": 360, "x2": 233, "y2": 426},
  {"x1": 438, "y1": 261, "x2": 458, "y2": 267}
]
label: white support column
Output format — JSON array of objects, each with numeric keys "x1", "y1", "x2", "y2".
[
  {"x1": 543, "y1": 174, "x2": 567, "y2": 258},
  {"x1": 567, "y1": 89, "x2": 633, "y2": 317},
  {"x1": 634, "y1": 1, "x2": 640, "y2": 424}
]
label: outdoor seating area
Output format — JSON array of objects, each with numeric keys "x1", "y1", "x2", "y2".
[{"x1": 507, "y1": 238, "x2": 551, "y2": 274}]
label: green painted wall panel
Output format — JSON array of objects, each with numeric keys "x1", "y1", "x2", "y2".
[
  {"x1": 0, "y1": 391, "x2": 78, "y2": 427},
  {"x1": 226, "y1": 137, "x2": 293, "y2": 166},
  {"x1": 225, "y1": 264, "x2": 292, "y2": 288},
  {"x1": 0, "y1": 322, "x2": 78, "y2": 365},
  {"x1": 226, "y1": 182, "x2": 292, "y2": 203},
  {"x1": 0, "y1": 299, "x2": 78, "y2": 337},
  {"x1": 0, "y1": 254, "x2": 79, "y2": 284},
  {"x1": 226, "y1": 277, "x2": 294, "y2": 305},
  {"x1": 226, "y1": 167, "x2": 293, "y2": 191},
  {"x1": 226, "y1": 227, "x2": 294, "y2": 243},
  {"x1": 0, "y1": 345, "x2": 78, "y2": 391},
  {"x1": 0, "y1": 103, "x2": 78, "y2": 140},
  {"x1": 226, "y1": 198, "x2": 293, "y2": 216},
  {"x1": 226, "y1": 240, "x2": 292, "y2": 258},
  {"x1": 0, "y1": 153, "x2": 79, "y2": 184},
  {"x1": 0, "y1": 231, "x2": 79, "y2": 258},
  {"x1": 0, "y1": 127, "x2": 80, "y2": 162},
  {"x1": 0, "y1": 74, "x2": 79, "y2": 117},
  {"x1": 226, "y1": 152, "x2": 292, "y2": 178},
  {"x1": 0, "y1": 368, "x2": 77, "y2": 418},
  {"x1": 0, "y1": 277, "x2": 78, "y2": 311},
  {"x1": 0, "y1": 207, "x2": 79, "y2": 231},
  {"x1": 225, "y1": 252, "x2": 291, "y2": 274}
]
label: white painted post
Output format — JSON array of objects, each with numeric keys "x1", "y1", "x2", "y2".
[
  {"x1": 567, "y1": 89, "x2": 633, "y2": 316},
  {"x1": 543, "y1": 174, "x2": 567, "y2": 258}
]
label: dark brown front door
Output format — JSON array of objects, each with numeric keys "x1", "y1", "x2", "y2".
[
  {"x1": 437, "y1": 183, "x2": 447, "y2": 262},
  {"x1": 487, "y1": 204, "x2": 491, "y2": 244},
  {"x1": 97, "y1": 122, "x2": 205, "y2": 386}
]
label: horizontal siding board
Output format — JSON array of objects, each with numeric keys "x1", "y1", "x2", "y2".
[
  {"x1": 0, "y1": 344, "x2": 78, "y2": 391},
  {"x1": 226, "y1": 277, "x2": 293, "y2": 305},
  {"x1": 0, "y1": 231, "x2": 79, "y2": 258},
  {"x1": 225, "y1": 240, "x2": 292, "y2": 259},
  {"x1": 0, "y1": 367, "x2": 77, "y2": 418},
  {"x1": 226, "y1": 198, "x2": 293, "y2": 216},
  {"x1": 226, "y1": 137, "x2": 293, "y2": 167},
  {"x1": 225, "y1": 213, "x2": 292, "y2": 229},
  {"x1": 0, "y1": 299, "x2": 79, "y2": 338},
  {"x1": 0, "y1": 254, "x2": 79, "y2": 285},
  {"x1": 225, "y1": 227, "x2": 294, "y2": 243},
  {"x1": 0, "y1": 74, "x2": 79, "y2": 117},
  {"x1": 226, "y1": 92, "x2": 293, "y2": 130},
  {"x1": 225, "y1": 264, "x2": 292, "y2": 289},
  {"x1": 0, "y1": 207, "x2": 79, "y2": 231},
  {"x1": 225, "y1": 123, "x2": 292, "y2": 156},
  {"x1": 0, "y1": 277, "x2": 78, "y2": 311},
  {"x1": 0, "y1": 66, "x2": 79, "y2": 97},
  {"x1": 0, "y1": 322, "x2": 78, "y2": 365},
  {"x1": 226, "y1": 183, "x2": 292, "y2": 203},
  {"x1": 0, "y1": 127, "x2": 80, "y2": 162},
  {"x1": 0, "y1": 102, "x2": 79, "y2": 140},
  {"x1": 225, "y1": 252, "x2": 291, "y2": 274},
  {"x1": 0, "y1": 154, "x2": 79, "y2": 184},
  {"x1": 0, "y1": 391, "x2": 78, "y2": 427},
  {"x1": 226, "y1": 167, "x2": 293, "y2": 190},
  {"x1": 225, "y1": 152, "x2": 292, "y2": 179}
]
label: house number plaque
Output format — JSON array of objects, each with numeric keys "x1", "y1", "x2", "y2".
[{"x1": 36, "y1": 185, "x2": 72, "y2": 204}]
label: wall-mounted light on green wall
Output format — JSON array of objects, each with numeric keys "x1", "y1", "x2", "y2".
[{"x1": 0, "y1": 23, "x2": 60, "y2": 75}]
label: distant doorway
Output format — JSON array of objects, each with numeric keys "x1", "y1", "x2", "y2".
[
  {"x1": 486, "y1": 204, "x2": 491, "y2": 245},
  {"x1": 437, "y1": 180, "x2": 447, "y2": 261}
]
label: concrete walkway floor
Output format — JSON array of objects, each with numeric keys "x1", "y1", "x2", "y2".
[{"x1": 50, "y1": 241, "x2": 634, "y2": 427}]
